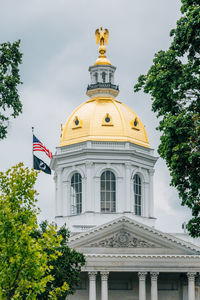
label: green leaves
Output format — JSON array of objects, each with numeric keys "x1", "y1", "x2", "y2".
[
  {"x1": 36, "y1": 222, "x2": 86, "y2": 300},
  {"x1": 0, "y1": 164, "x2": 69, "y2": 299},
  {"x1": 171, "y1": 3, "x2": 200, "y2": 58},
  {"x1": 134, "y1": 0, "x2": 200, "y2": 237},
  {"x1": 0, "y1": 40, "x2": 22, "y2": 140}
]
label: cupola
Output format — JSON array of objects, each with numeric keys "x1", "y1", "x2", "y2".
[
  {"x1": 60, "y1": 27, "x2": 149, "y2": 149},
  {"x1": 86, "y1": 27, "x2": 119, "y2": 98},
  {"x1": 51, "y1": 28, "x2": 157, "y2": 232}
]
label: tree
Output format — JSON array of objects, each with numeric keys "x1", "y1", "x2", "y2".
[
  {"x1": 35, "y1": 222, "x2": 85, "y2": 300},
  {"x1": 0, "y1": 163, "x2": 69, "y2": 299},
  {"x1": 0, "y1": 41, "x2": 22, "y2": 140},
  {"x1": 134, "y1": 0, "x2": 200, "y2": 237}
]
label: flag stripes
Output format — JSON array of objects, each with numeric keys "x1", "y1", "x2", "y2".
[{"x1": 33, "y1": 134, "x2": 53, "y2": 159}]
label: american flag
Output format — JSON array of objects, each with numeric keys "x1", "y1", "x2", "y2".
[{"x1": 33, "y1": 134, "x2": 53, "y2": 159}]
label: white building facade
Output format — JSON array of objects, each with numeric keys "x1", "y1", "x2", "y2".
[{"x1": 51, "y1": 29, "x2": 200, "y2": 300}]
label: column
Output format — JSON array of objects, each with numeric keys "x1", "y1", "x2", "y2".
[
  {"x1": 85, "y1": 161, "x2": 93, "y2": 212},
  {"x1": 62, "y1": 180, "x2": 69, "y2": 216},
  {"x1": 125, "y1": 163, "x2": 131, "y2": 212},
  {"x1": 187, "y1": 272, "x2": 196, "y2": 300},
  {"x1": 143, "y1": 181, "x2": 149, "y2": 217},
  {"x1": 100, "y1": 271, "x2": 109, "y2": 300},
  {"x1": 55, "y1": 168, "x2": 63, "y2": 216},
  {"x1": 138, "y1": 272, "x2": 147, "y2": 300},
  {"x1": 88, "y1": 271, "x2": 97, "y2": 300},
  {"x1": 150, "y1": 272, "x2": 159, "y2": 300},
  {"x1": 149, "y1": 169, "x2": 155, "y2": 218}
]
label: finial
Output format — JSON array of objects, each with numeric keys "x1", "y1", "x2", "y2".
[{"x1": 94, "y1": 27, "x2": 111, "y2": 65}]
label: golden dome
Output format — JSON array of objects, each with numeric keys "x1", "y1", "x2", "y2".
[{"x1": 59, "y1": 97, "x2": 150, "y2": 148}]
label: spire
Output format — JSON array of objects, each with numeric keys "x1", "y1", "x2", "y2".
[{"x1": 86, "y1": 27, "x2": 119, "y2": 98}]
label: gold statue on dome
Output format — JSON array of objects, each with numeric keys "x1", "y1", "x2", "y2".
[
  {"x1": 95, "y1": 27, "x2": 109, "y2": 45},
  {"x1": 94, "y1": 27, "x2": 111, "y2": 65}
]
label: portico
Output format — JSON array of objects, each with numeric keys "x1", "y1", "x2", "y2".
[
  {"x1": 85, "y1": 270, "x2": 197, "y2": 300},
  {"x1": 69, "y1": 269, "x2": 198, "y2": 300},
  {"x1": 68, "y1": 216, "x2": 200, "y2": 300}
]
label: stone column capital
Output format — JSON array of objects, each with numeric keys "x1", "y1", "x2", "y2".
[
  {"x1": 56, "y1": 168, "x2": 63, "y2": 177},
  {"x1": 62, "y1": 177, "x2": 69, "y2": 182},
  {"x1": 149, "y1": 169, "x2": 155, "y2": 175},
  {"x1": 187, "y1": 272, "x2": 196, "y2": 280},
  {"x1": 151, "y1": 272, "x2": 158, "y2": 300},
  {"x1": 86, "y1": 161, "x2": 93, "y2": 167},
  {"x1": 88, "y1": 271, "x2": 98, "y2": 281},
  {"x1": 150, "y1": 272, "x2": 159, "y2": 280},
  {"x1": 100, "y1": 271, "x2": 109, "y2": 280},
  {"x1": 187, "y1": 272, "x2": 196, "y2": 300},
  {"x1": 125, "y1": 162, "x2": 131, "y2": 169},
  {"x1": 101, "y1": 271, "x2": 109, "y2": 300},
  {"x1": 138, "y1": 272, "x2": 147, "y2": 300},
  {"x1": 89, "y1": 271, "x2": 97, "y2": 300},
  {"x1": 138, "y1": 272, "x2": 147, "y2": 280},
  {"x1": 82, "y1": 176, "x2": 87, "y2": 181}
]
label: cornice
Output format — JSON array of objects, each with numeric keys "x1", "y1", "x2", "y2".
[
  {"x1": 85, "y1": 254, "x2": 200, "y2": 259},
  {"x1": 54, "y1": 148, "x2": 157, "y2": 162},
  {"x1": 54, "y1": 141, "x2": 155, "y2": 155}
]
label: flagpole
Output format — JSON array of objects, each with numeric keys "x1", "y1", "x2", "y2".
[{"x1": 32, "y1": 127, "x2": 34, "y2": 169}]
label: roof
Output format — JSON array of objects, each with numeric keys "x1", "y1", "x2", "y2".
[
  {"x1": 60, "y1": 97, "x2": 150, "y2": 148},
  {"x1": 69, "y1": 216, "x2": 200, "y2": 255}
]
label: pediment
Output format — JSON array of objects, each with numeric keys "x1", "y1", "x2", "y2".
[
  {"x1": 87, "y1": 229, "x2": 159, "y2": 248},
  {"x1": 69, "y1": 216, "x2": 200, "y2": 255}
]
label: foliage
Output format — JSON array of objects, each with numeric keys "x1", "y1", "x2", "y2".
[
  {"x1": 35, "y1": 222, "x2": 86, "y2": 300},
  {"x1": 0, "y1": 40, "x2": 22, "y2": 140},
  {"x1": 0, "y1": 163, "x2": 69, "y2": 299},
  {"x1": 134, "y1": 0, "x2": 200, "y2": 237}
]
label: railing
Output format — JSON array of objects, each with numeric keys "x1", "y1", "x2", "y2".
[{"x1": 87, "y1": 82, "x2": 119, "y2": 91}]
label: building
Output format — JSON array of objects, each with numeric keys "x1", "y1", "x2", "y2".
[{"x1": 50, "y1": 28, "x2": 200, "y2": 300}]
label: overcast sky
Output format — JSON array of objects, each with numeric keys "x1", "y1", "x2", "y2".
[{"x1": 0, "y1": 0, "x2": 191, "y2": 233}]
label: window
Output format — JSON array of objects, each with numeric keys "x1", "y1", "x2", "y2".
[
  {"x1": 71, "y1": 173, "x2": 82, "y2": 215},
  {"x1": 134, "y1": 174, "x2": 142, "y2": 216},
  {"x1": 102, "y1": 71, "x2": 106, "y2": 83},
  {"x1": 101, "y1": 171, "x2": 116, "y2": 213},
  {"x1": 94, "y1": 72, "x2": 98, "y2": 83}
]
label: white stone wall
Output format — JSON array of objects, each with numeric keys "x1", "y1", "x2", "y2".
[{"x1": 51, "y1": 141, "x2": 157, "y2": 232}]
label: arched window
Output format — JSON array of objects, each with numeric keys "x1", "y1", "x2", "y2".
[
  {"x1": 109, "y1": 72, "x2": 112, "y2": 83},
  {"x1": 71, "y1": 173, "x2": 82, "y2": 215},
  {"x1": 94, "y1": 72, "x2": 98, "y2": 83},
  {"x1": 101, "y1": 170, "x2": 116, "y2": 213},
  {"x1": 102, "y1": 72, "x2": 106, "y2": 83},
  {"x1": 134, "y1": 174, "x2": 142, "y2": 216}
]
